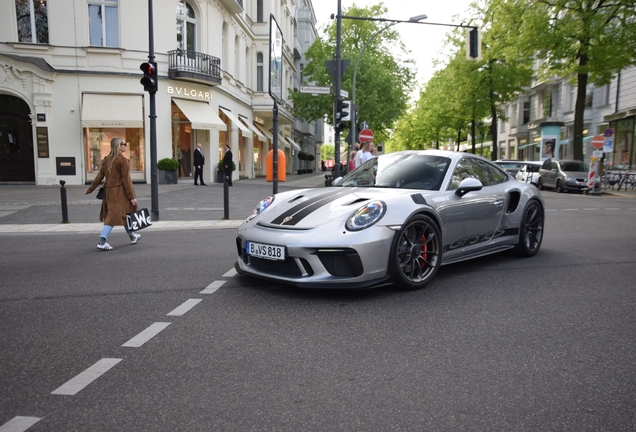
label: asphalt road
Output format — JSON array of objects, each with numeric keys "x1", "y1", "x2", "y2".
[{"x1": 1, "y1": 192, "x2": 635, "y2": 431}]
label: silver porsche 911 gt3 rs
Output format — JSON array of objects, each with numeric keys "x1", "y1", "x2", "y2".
[{"x1": 235, "y1": 150, "x2": 544, "y2": 290}]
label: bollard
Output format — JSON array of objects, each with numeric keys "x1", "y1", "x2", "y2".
[
  {"x1": 223, "y1": 176, "x2": 229, "y2": 220},
  {"x1": 324, "y1": 174, "x2": 333, "y2": 187},
  {"x1": 59, "y1": 180, "x2": 69, "y2": 223}
]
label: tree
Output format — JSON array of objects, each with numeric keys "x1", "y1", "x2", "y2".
[
  {"x1": 486, "y1": 0, "x2": 636, "y2": 161},
  {"x1": 289, "y1": 3, "x2": 416, "y2": 143}
]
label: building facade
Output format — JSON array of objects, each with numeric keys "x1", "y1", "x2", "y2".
[
  {"x1": 496, "y1": 65, "x2": 636, "y2": 168},
  {"x1": 0, "y1": 0, "x2": 322, "y2": 185}
]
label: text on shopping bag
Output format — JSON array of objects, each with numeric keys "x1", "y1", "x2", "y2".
[{"x1": 126, "y1": 208, "x2": 152, "y2": 231}]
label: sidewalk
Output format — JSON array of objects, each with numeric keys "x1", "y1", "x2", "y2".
[
  {"x1": 1, "y1": 172, "x2": 634, "y2": 235},
  {"x1": 0, "y1": 172, "x2": 328, "y2": 234}
]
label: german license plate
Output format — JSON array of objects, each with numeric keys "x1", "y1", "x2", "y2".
[{"x1": 246, "y1": 241, "x2": 285, "y2": 260}]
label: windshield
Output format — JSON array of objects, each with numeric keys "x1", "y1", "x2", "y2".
[
  {"x1": 335, "y1": 154, "x2": 450, "y2": 190},
  {"x1": 560, "y1": 161, "x2": 589, "y2": 172}
]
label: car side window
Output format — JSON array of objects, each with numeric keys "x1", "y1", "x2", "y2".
[
  {"x1": 552, "y1": 162, "x2": 558, "y2": 170},
  {"x1": 449, "y1": 158, "x2": 473, "y2": 190}
]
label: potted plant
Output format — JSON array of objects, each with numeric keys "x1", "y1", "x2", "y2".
[
  {"x1": 216, "y1": 160, "x2": 236, "y2": 183},
  {"x1": 297, "y1": 151, "x2": 307, "y2": 174},
  {"x1": 157, "y1": 157, "x2": 179, "y2": 184},
  {"x1": 306, "y1": 154, "x2": 315, "y2": 173}
]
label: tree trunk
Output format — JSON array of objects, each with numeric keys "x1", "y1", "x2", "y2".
[
  {"x1": 489, "y1": 77, "x2": 498, "y2": 161},
  {"x1": 456, "y1": 129, "x2": 461, "y2": 152},
  {"x1": 573, "y1": 56, "x2": 589, "y2": 162},
  {"x1": 471, "y1": 119, "x2": 476, "y2": 154}
]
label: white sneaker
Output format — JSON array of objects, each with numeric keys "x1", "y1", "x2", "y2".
[
  {"x1": 130, "y1": 233, "x2": 141, "y2": 245},
  {"x1": 97, "y1": 242, "x2": 113, "y2": 251}
]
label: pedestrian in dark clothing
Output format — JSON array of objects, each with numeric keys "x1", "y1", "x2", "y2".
[
  {"x1": 223, "y1": 144, "x2": 233, "y2": 186},
  {"x1": 193, "y1": 142, "x2": 206, "y2": 185}
]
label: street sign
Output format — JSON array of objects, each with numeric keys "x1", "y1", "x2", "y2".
[
  {"x1": 359, "y1": 129, "x2": 374, "y2": 142},
  {"x1": 604, "y1": 128, "x2": 614, "y2": 137},
  {"x1": 340, "y1": 89, "x2": 349, "y2": 98},
  {"x1": 591, "y1": 135, "x2": 605, "y2": 149},
  {"x1": 300, "y1": 85, "x2": 330, "y2": 95},
  {"x1": 603, "y1": 139, "x2": 614, "y2": 153}
]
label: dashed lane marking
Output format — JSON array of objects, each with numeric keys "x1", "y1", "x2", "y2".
[
  {"x1": 167, "y1": 299, "x2": 202, "y2": 316},
  {"x1": 0, "y1": 416, "x2": 42, "y2": 432},
  {"x1": 122, "y1": 322, "x2": 171, "y2": 348},
  {"x1": 200, "y1": 280, "x2": 226, "y2": 294},
  {"x1": 222, "y1": 268, "x2": 237, "y2": 278},
  {"x1": 51, "y1": 358, "x2": 122, "y2": 396}
]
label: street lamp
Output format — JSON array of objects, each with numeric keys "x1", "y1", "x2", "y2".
[{"x1": 349, "y1": 14, "x2": 428, "y2": 154}]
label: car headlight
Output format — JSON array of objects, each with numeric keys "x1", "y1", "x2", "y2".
[
  {"x1": 247, "y1": 196, "x2": 275, "y2": 221},
  {"x1": 345, "y1": 200, "x2": 386, "y2": 231},
  {"x1": 565, "y1": 176, "x2": 576, "y2": 182}
]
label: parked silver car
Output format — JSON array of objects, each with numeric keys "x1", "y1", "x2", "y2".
[
  {"x1": 515, "y1": 161, "x2": 543, "y2": 185},
  {"x1": 538, "y1": 159, "x2": 589, "y2": 193}
]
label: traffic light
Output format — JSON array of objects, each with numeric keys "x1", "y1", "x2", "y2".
[
  {"x1": 140, "y1": 62, "x2": 158, "y2": 92},
  {"x1": 341, "y1": 100, "x2": 351, "y2": 121},
  {"x1": 466, "y1": 27, "x2": 481, "y2": 61}
]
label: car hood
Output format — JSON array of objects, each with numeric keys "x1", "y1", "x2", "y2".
[{"x1": 255, "y1": 187, "x2": 416, "y2": 229}]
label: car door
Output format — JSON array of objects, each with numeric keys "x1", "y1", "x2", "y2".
[{"x1": 441, "y1": 157, "x2": 507, "y2": 260}]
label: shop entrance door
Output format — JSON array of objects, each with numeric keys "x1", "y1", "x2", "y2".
[{"x1": 0, "y1": 96, "x2": 35, "y2": 183}]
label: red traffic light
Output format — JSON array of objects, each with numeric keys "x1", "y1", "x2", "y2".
[
  {"x1": 140, "y1": 62, "x2": 157, "y2": 92},
  {"x1": 140, "y1": 62, "x2": 154, "y2": 75}
]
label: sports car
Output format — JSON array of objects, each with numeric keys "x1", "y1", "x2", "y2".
[{"x1": 235, "y1": 150, "x2": 544, "y2": 290}]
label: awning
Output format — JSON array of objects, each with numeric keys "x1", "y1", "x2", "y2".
[
  {"x1": 239, "y1": 117, "x2": 266, "y2": 142},
  {"x1": 279, "y1": 134, "x2": 290, "y2": 149},
  {"x1": 172, "y1": 98, "x2": 225, "y2": 130},
  {"x1": 518, "y1": 143, "x2": 538, "y2": 149},
  {"x1": 82, "y1": 94, "x2": 143, "y2": 128},
  {"x1": 219, "y1": 108, "x2": 252, "y2": 138},
  {"x1": 254, "y1": 124, "x2": 273, "y2": 141},
  {"x1": 286, "y1": 137, "x2": 301, "y2": 151}
]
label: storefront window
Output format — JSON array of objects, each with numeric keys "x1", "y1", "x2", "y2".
[
  {"x1": 611, "y1": 118, "x2": 635, "y2": 169},
  {"x1": 84, "y1": 127, "x2": 144, "y2": 177}
]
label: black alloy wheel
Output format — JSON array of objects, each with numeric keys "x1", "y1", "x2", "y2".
[
  {"x1": 556, "y1": 179, "x2": 564, "y2": 193},
  {"x1": 391, "y1": 214, "x2": 441, "y2": 290},
  {"x1": 538, "y1": 177, "x2": 544, "y2": 190},
  {"x1": 515, "y1": 200, "x2": 544, "y2": 257}
]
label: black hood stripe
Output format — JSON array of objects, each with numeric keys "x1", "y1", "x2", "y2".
[{"x1": 271, "y1": 188, "x2": 358, "y2": 226}]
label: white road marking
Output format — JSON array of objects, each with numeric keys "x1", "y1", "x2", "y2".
[
  {"x1": 605, "y1": 208, "x2": 621, "y2": 210},
  {"x1": 122, "y1": 322, "x2": 171, "y2": 348},
  {"x1": 51, "y1": 358, "x2": 121, "y2": 396},
  {"x1": 0, "y1": 416, "x2": 42, "y2": 432},
  {"x1": 200, "y1": 280, "x2": 226, "y2": 294},
  {"x1": 583, "y1": 208, "x2": 601, "y2": 210},
  {"x1": 167, "y1": 299, "x2": 202, "y2": 316},
  {"x1": 222, "y1": 268, "x2": 237, "y2": 278}
]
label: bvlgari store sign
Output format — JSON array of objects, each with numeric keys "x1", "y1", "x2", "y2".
[{"x1": 166, "y1": 86, "x2": 212, "y2": 101}]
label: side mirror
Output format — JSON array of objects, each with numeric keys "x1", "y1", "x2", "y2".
[
  {"x1": 332, "y1": 176, "x2": 343, "y2": 186},
  {"x1": 455, "y1": 177, "x2": 483, "y2": 197}
]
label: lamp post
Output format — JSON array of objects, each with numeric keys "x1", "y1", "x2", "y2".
[{"x1": 348, "y1": 14, "x2": 428, "y2": 155}]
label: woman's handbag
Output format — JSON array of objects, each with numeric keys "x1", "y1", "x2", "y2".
[
  {"x1": 96, "y1": 187, "x2": 104, "y2": 200},
  {"x1": 125, "y1": 207, "x2": 152, "y2": 232}
]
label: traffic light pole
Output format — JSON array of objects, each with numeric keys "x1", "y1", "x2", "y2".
[
  {"x1": 333, "y1": 0, "x2": 343, "y2": 179},
  {"x1": 147, "y1": 0, "x2": 159, "y2": 221}
]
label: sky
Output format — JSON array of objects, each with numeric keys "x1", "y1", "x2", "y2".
[{"x1": 310, "y1": 0, "x2": 476, "y2": 94}]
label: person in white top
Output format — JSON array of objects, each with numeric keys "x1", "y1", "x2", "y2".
[{"x1": 355, "y1": 141, "x2": 373, "y2": 168}]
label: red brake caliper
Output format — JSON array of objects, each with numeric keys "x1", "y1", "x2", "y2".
[{"x1": 419, "y1": 232, "x2": 428, "y2": 268}]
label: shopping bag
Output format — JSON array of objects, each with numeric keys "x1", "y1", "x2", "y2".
[
  {"x1": 96, "y1": 187, "x2": 104, "y2": 200},
  {"x1": 125, "y1": 208, "x2": 152, "y2": 232}
]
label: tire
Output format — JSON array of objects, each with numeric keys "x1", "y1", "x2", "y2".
[
  {"x1": 538, "y1": 177, "x2": 544, "y2": 190},
  {"x1": 556, "y1": 179, "x2": 564, "y2": 193},
  {"x1": 515, "y1": 200, "x2": 544, "y2": 257},
  {"x1": 391, "y1": 214, "x2": 441, "y2": 290}
]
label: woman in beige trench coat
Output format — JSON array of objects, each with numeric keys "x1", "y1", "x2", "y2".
[{"x1": 85, "y1": 137, "x2": 140, "y2": 250}]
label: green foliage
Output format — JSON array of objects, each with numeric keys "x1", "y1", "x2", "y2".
[
  {"x1": 289, "y1": 2, "x2": 416, "y2": 142},
  {"x1": 321, "y1": 144, "x2": 335, "y2": 161},
  {"x1": 157, "y1": 158, "x2": 179, "y2": 171}
]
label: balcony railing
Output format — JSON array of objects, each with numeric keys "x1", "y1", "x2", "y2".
[{"x1": 168, "y1": 49, "x2": 222, "y2": 86}]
